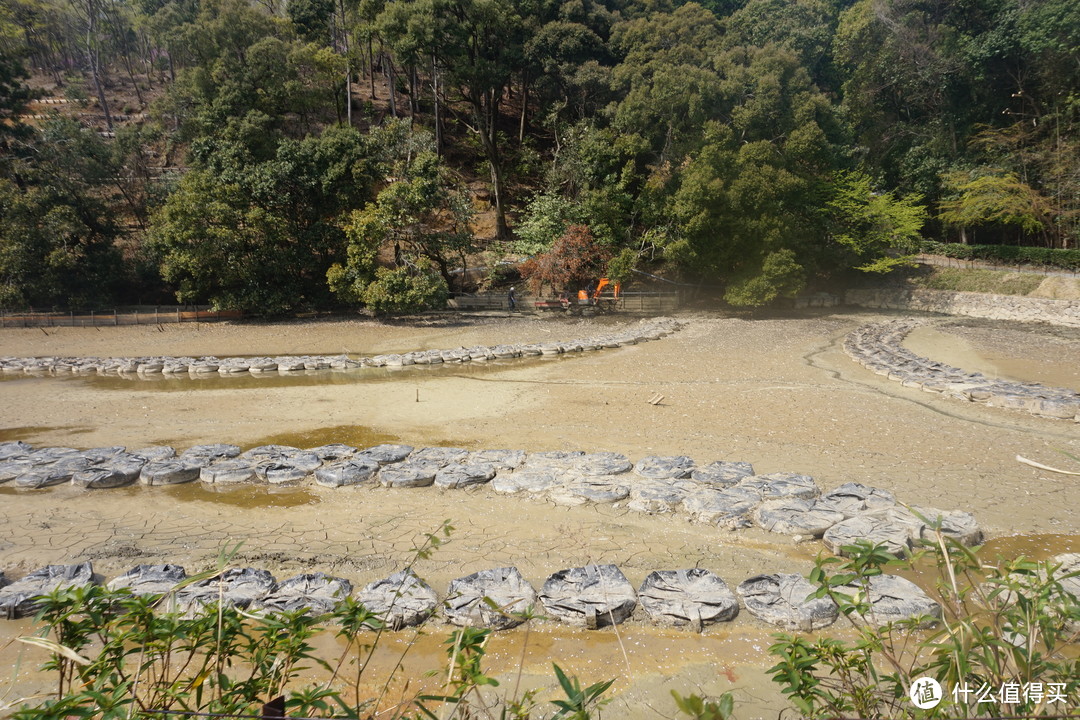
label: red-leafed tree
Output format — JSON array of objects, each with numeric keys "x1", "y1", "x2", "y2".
[{"x1": 519, "y1": 224, "x2": 612, "y2": 297}]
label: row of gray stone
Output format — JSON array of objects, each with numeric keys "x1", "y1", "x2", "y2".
[
  {"x1": 0, "y1": 318, "x2": 681, "y2": 379},
  {"x1": 0, "y1": 441, "x2": 983, "y2": 557},
  {"x1": 0, "y1": 560, "x2": 961, "y2": 633},
  {"x1": 844, "y1": 320, "x2": 1080, "y2": 422}
]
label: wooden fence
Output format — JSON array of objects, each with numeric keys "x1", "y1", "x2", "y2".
[{"x1": 0, "y1": 307, "x2": 243, "y2": 328}]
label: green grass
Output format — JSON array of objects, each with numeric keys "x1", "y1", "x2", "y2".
[{"x1": 907, "y1": 267, "x2": 1045, "y2": 295}]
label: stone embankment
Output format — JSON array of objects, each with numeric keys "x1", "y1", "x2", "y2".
[
  {"x1": 1, "y1": 440, "x2": 982, "y2": 567},
  {"x1": 845, "y1": 288, "x2": 1080, "y2": 328},
  {"x1": 0, "y1": 318, "x2": 680, "y2": 379},
  {"x1": 845, "y1": 320, "x2": 1080, "y2": 422}
]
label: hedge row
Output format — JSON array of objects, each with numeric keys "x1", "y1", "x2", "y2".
[{"x1": 920, "y1": 241, "x2": 1080, "y2": 271}]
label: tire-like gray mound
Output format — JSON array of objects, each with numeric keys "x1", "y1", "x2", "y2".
[
  {"x1": 0, "y1": 441, "x2": 31, "y2": 460},
  {"x1": 107, "y1": 564, "x2": 187, "y2": 597},
  {"x1": 73, "y1": 453, "x2": 147, "y2": 489},
  {"x1": 573, "y1": 452, "x2": 633, "y2": 476},
  {"x1": 379, "y1": 461, "x2": 437, "y2": 488},
  {"x1": 177, "y1": 568, "x2": 276, "y2": 612},
  {"x1": 314, "y1": 458, "x2": 380, "y2": 487},
  {"x1": 834, "y1": 575, "x2": 941, "y2": 627},
  {"x1": 815, "y1": 483, "x2": 896, "y2": 518},
  {"x1": 739, "y1": 473, "x2": 820, "y2": 500},
  {"x1": 548, "y1": 477, "x2": 630, "y2": 506},
  {"x1": 821, "y1": 508, "x2": 923, "y2": 557},
  {"x1": 634, "y1": 455, "x2": 696, "y2": 479},
  {"x1": 309, "y1": 444, "x2": 358, "y2": 462},
  {"x1": 0, "y1": 563, "x2": 96, "y2": 619},
  {"x1": 200, "y1": 458, "x2": 260, "y2": 485},
  {"x1": 434, "y1": 463, "x2": 497, "y2": 489},
  {"x1": 357, "y1": 444, "x2": 414, "y2": 465},
  {"x1": 823, "y1": 506, "x2": 982, "y2": 557},
  {"x1": 491, "y1": 470, "x2": 559, "y2": 496},
  {"x1": 690, "y1": 461, "x2": 754, "y2": 487},
  {"x1": 470, "y1": 449, "x2": 526, "y2": 470},
  {"x1": 141, "y1": 457, "x2": 206, "y2": 485},
  {"x1": 539, "y1": 564, "x2": 637, "y2": 629},
  {"x1": 355, "y1": 569, "x2": 438, "y2": 629},
  {"x1": 412, "y1": 447, "x2": 470, "y2": 466},
  {"x1": 443, "y1": 567, "x2": 537, "y2": 630},
  {"x1": 681, "y1": 486, "x2": 761, "y2": 529},
  {"x1": 255, "y1": 573, "x2": 352, "y2": 615},
  {"x1": 637, "y1": 569, "x2": 739, "y2": 630},
  {"x1": 754, "y1": 499, "x2": 846, "y2": 537},
  {"x1": 627, "y1": 479, "x2": 692, "y2": 514},
  {"x1": 736, "y1": 573, "x2": 838, "y2": 631},
  {"x1": 181, "y1": 444, "x2": 241, "y2": 461},
  {"x1": 15, "y1": 457, "x2": 91, "y2": 488}
]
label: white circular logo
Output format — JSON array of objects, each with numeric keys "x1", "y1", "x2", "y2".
[{"x1": 910, "y1": 677, "x2": 943, "y2": 709}]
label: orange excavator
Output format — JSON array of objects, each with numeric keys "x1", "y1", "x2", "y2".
[{"x1": 536, "y1": 278, "x2": 622, "y2": 313}]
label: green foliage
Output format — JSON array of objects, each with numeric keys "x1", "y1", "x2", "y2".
[
  {"x1": 550, "y1": 663, "x2": 614, "y2": 720},
  {"x1": 768, "y1": 537, "x2": 1080, "y2": 719},
  {"x1": 10, "y1": 524, "x2": 616, "y2": 720},
  {"x1": 513, "y1": 191, "x2": 583, "y2": 256},
  {"x1": 671, "y1": 690, "x2": 735, "y2": 720},
  {"x1": 606, "y1": 247, "x2": 639, "y2": 284},
  {"x1": 361, "y1": 262, "x2": 449, "y2": 315},
  {"x1": 722, "y1": 248, "x2": 805, "y2": 307},
  {"x1": 826, "y1": 170, "x2": 927, "y2": 274},
  {"x1": 908, "y1": 267, "x2": 1045, "y2": 296},
  {"x1": 149, "y1": 124, "x2": 377, "y2": 313},
  {"x1": 939, "y1": 171, "x2": 1052, "y2": 236},
  {"x1": 920, "y1": 241, "x2": 1080, "y2": 271}
]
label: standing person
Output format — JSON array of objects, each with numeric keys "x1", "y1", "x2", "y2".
[{"x1": 507, "y1": 286, "x2": 516, "y2": 311}]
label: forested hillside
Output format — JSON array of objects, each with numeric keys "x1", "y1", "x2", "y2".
[{"x1": 0, "y1": 0, "x2": 1077, "y2": 312}]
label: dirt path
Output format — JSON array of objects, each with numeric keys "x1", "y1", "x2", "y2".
[{"x1": 1, "y1": 310, "x2": 1078, "y2": 716}]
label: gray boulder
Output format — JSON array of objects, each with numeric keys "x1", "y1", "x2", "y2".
[
  {"x1": 15, "y1": 456, "x2": 91, "y2": 488},
  {"x1": 627, "y1": 480, "x2": 689, "y2": 514},
  {"x1": 470, "y1": 449, "x2": 526, "y2": 470},
  {"x1": 444, "y1": 567, "x2": 537, "y2": 630},
  {"x1": 638, "y1": 569, "x2": 739, "y2": 631},
  {"x1": 539, "y1": 564, "x2": 636, "y2": 629},
  {"x1": 736, "y1": 573, "x2": 838, "y2": 631},
  {"x1": 412, "y1": 447, "x2": 470, "y2": 467}
]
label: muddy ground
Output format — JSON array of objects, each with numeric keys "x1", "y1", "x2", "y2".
[{"x1": 1, "y1": 309, "x2": 1078, "y2": 716}]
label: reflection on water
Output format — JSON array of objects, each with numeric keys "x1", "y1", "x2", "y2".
[{"x1": 0, "y1": 476, "x2": 318, "y2": 508}]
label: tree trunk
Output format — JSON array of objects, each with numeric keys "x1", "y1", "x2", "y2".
[
  {"x1": 518, "y1": 76, "x2": 527, "y2": 144},
  {"x1": 85, "y1": 4, "x2": 113, "y2": 132},
  {"x1": 369, "y1": 37, "x2": 376, "y2": 100},
  {"x1": 386, "y1": 56, "x2": 397, "y2": 117},
  {"x1": 473, "y1": 95, "x2": 508, "y2": 240},
  {"x1": 432, "y1": 56, "x2": 441, "y2": 153}
]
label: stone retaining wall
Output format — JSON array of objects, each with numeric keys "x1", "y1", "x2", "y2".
[{"x1": 845, "y1": 288, "x2": 1080, "y2": 328}]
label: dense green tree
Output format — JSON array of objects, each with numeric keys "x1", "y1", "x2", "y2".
[
  {"x1": 149, "y1": 125, "x2": 378, "y2": 311},
  {"x1": 824, "y1": 170, "x2": 927, "y2": 273}
]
